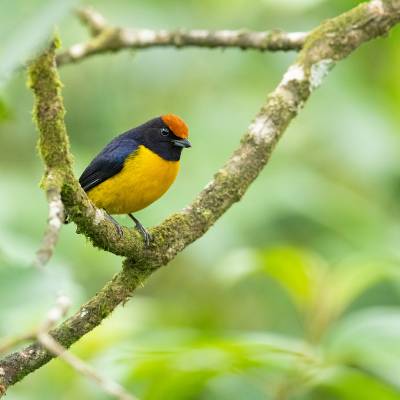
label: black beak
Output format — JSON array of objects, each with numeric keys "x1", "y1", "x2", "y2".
[{"x1": 172, "y1": 138, "x2": 191, "y2": 148}]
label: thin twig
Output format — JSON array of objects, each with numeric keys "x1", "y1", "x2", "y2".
[
  {"x1": 37, "y1": 333, "x2": 137, "y2": 400},
  {"x1": 39, "y1": 294, "x2": 71, "y2": 332},
  {"x1": 56, "y1": 6, "x2": 307, "y2": 65},
  {"x1": 0, "y1": 333, "x2": 34, "y2": 355},
  {"x1": 38, "y1": 296, "x2": 137, "y2": 400},
  {"x1": 0, "y1": 296, "x2": 137, "y2": 399},
  {"x1": 5, "y1": 296, "x2": 137, "y2": 400},
  {"x1": 76, "y1": 6, "x2": 108, "y2": 36},
  {"x1": 34, "y1": 186, "x2": 64, "y2": 267}
]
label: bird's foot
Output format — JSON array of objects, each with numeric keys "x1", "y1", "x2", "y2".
[
  {"x1": 105, "y1": 212, "x2": 124, "y2": 237},
  {"x1": 128, "y1": 214, "x2": 152, "y2": 246},
  {"x1": 135, "y1": 223, "x2": 152, "y2": 247}
]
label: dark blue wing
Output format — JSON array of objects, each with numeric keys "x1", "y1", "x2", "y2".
[{"x1": 79, "y1": 134, "x2": 140, "y2": 192}]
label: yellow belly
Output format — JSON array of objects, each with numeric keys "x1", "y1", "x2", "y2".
[{"x1": 87, "y1": 145, "x2": 180, "y2": 214}]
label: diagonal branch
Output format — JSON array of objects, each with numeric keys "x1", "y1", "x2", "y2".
[
  {"x1": 38, "y1": 331, "x2": 137, "y2": 400},
  {"x1": 37, "y1": 295, "x2": 137, "y2": 400},
  {"x1": 1, "y1": 0, "x2": 399, "y2": 393},
  {"x1": 56, "y1": 6, "x2": 307, "y2": 65},
  {"x1": 0, "y1": 295, "x2": 137, "y2": 400}
]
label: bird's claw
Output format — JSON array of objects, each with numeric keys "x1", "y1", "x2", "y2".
[
  {"x1": 136, "y1": 224, "x2": 152, "y2": 247},
  {"x1": 105, "y1": 212, "x2": 124, "y2": 237},
  {"x1": 128, "y1": 213, "x2": 152, "y2": 247},
  {"x1": 114, "y1": 222, "x2": 124, "y2": 238}
]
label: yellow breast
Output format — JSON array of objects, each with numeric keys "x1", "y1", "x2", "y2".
[{"x1": 87, "y1": 145, "x2": 180, "y2": 214}]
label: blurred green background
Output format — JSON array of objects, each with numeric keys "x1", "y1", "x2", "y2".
[{"x1": 1, "y1": 0, "x2": 400, "y2": 399}]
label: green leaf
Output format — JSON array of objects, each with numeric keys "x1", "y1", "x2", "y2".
[
  {"x1": 311, "y1": 366, "x2": 400, "y2": 400},
  {"x1": 259, "y1": 246, "x2": 328, "y2": 310},
  {"x1": 324, "y1": 307, "x2": 400, "y2": 389},
  {"x1": 122, "y1": 330, "x2": 318, "y2": 399},
  {"x1": 324, "y1": 260, "x2": 396, "y2": 320}
]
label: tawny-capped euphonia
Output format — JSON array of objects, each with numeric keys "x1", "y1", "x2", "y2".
[{"x1": 79, "y1": 114, "x2": 191, "y2": 244}]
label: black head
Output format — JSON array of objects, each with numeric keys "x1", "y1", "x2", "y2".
[{"x1": 133, "y1": 115, "x2": 191, "y2": 161}]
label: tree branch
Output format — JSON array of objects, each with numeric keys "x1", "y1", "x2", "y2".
[
  {"x1": 28, "y1": 39, "x2": 73, "y2": 266},
  {"x1": 1, "y1": 0, "x2": 399, "y2": 393},
  {"x1": 34, "y1": 184, "x2": 64, "y2": 267},
  {"x1": 76, "y1": 6, "x2": 108, "y2": 36},
  {"x1": 56, "y1": 7, "x2": 307, "y2": 65},
  {"x1": 37, "y1": 295, "x2": 137, "y2": 400},
  {"x1": 0, "y1": 296, "x2": 137, "y2": 399}
]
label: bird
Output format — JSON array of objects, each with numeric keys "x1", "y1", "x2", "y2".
[{"x1": 79, "y1": 114, "x2": 191, "y2": 245}]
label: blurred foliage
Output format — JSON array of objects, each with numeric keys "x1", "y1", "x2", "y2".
[
  {"x1": 0, "y1": 0, "x2": 78, "y2": 86},
  {"x1": 1, "y1": 0, "x2": 400, "y2": 399}
]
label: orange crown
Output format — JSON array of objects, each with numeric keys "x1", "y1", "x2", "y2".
[{"x1": 161, "y1": 114, "x2": 189, "y2": 139}]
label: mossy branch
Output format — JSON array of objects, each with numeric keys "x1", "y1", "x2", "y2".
[
  {"x1": 0, "y1": 0, "x2": 399, "y2": 394},
  {"x1": 28, "y1": 39, "x2": 72, "y2": 266}
]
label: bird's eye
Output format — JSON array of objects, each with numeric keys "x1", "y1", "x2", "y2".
[{"x1": 160, "y1": 128, "x2": 169, "y2": 136}]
